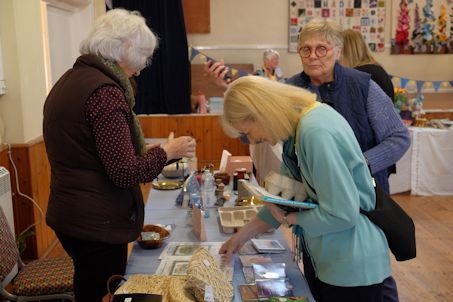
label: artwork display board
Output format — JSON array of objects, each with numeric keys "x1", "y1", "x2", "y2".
[
  {"x1": 391, "y1": 0, "x2": 452, "y2": 54},
  {"x1": 289, "y1": 0, "x2": 387, "y2": 52}
]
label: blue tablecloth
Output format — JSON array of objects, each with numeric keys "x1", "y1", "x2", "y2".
[{"x1": 126, "y1": 183, "x2": 315, "y2": 301}]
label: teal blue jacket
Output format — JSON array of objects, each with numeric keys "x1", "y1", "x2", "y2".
[{"x1": 257, "y1": 104, "x2": 391, "y2": 287}]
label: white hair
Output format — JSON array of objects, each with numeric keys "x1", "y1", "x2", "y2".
[
  {"x1": 80, "y1": 8, "x2": 158, "y2": 70},
  {"x1": 263, "y1": 49, "x2": 280, "y2": 60}
]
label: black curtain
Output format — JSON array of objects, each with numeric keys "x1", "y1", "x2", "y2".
[{"x1": 113, "y1": 0, "x2": 191, "y2": 114}]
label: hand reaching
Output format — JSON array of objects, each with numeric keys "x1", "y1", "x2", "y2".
[{"x1": 219, "y1": 233, "x2": 245, "y2": 263}]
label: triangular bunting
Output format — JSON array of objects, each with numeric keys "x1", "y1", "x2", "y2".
[
  {"x1": 198, "y1": 54, "x2": 207, "y2": 62},
  {"x1": 238, "y1": 70, "x2": 249, "y2": 77},
  {"x1": 190, "y1": 48, "x2": 200, "y2": 61},
  {"x1": 400, "y1": 78, "x2": 409, "y2": 89},
  {"x1": 433, "y1": 81, "x2": 441, "y2": 92},
  {"x1": 416, "y1": 80, "x2": 424, "y2": 92}
]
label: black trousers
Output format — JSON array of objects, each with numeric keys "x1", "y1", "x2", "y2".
[
  {"x1": 56, "y1": 232, "x2": 128, "y2": 302},
  {"x1": 303, "y1": 251, "x2": 386, "y2": 302}
]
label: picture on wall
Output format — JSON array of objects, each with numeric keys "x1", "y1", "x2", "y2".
[
  {"x1": 289, "y1": 0, "x2": 386, "y2": 53},
  {"x1": 391, "y1": 0, "x2": 452, "y2": 54}
]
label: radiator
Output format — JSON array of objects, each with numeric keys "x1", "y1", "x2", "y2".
[{"x1": 0, "y1": 166, "x2": 15, "y2": 235}]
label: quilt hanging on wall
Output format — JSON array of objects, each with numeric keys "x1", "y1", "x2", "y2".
[
  {"x1": 391, "y1": 0, "x2": 452, "y2": 54},
  {"x1": 289, "y1": 0, "x2": 387, "y2": 53}
]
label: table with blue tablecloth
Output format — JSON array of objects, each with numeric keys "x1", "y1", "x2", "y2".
[{"x1": 125, "y1": 181, "x2": 315, "y2": 301}]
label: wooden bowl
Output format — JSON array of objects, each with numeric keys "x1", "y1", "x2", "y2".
[{"x1": 137, "y1": 224, "x2": 170, "y2": 249}]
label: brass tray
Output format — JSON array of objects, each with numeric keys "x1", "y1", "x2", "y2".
[{"x1": 152, "y1": 180, "x2": 183, "y2": 190}]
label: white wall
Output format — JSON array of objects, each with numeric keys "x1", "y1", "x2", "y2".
[
  {"x1": 0, "y1": 0, "x2": 94, "y2": 144},
  {"x1": 188, "y1": 0, "x2": 453, "y2": 88}
]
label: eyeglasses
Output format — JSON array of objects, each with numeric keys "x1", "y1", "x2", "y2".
[
  {"x1": 298, "y1": 45, "x2": 334, "y2": 58},
  {"x1": 238, "y1": 131, "x2": 263, "y2": 145}
]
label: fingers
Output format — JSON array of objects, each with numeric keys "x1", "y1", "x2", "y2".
[
  {"x1": 219, "y1": 241, "x2": 235, "y2": 263},
  {"x1": 168, "y1": 131, "x2": 174, "y2": 141},
  {"x1": 162, "y1": 135, "x2": 196, "y2": 160}
]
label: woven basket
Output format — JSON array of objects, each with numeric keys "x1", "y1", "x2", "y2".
[
  {"x1": 185, "y1": 248, "x2": 233, "y2": 302},
  {"x1": 114, "y1": 275, "x2": 194, "y2": 302}
]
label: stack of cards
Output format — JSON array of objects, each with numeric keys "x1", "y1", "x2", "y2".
[
  {"x1": 251, "y1": 239, "x2": 286, "y2": 254},
  {"x1": 253, "y1": 263, "x2": 293, "y2": 300}
]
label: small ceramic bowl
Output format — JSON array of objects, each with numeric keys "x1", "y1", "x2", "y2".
[{"x1": 137, "y1": 224, "x2": 170, "y2": 249}]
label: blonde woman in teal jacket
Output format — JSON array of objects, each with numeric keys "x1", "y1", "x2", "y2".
[{"x1": 219, "y1": 76, "x2": 391, "y2": 302}]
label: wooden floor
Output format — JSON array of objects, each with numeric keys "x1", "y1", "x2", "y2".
[
  {"x1": 47, "y1": 191, "x2": 453, "y2": 301},
  {"x1": 390, "y1": 193, "x2": 453, "y2": 301},
  {"x1": 281, "y1": 193, "x2": 453, "y2": 302}
]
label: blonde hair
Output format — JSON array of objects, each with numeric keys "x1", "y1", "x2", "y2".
[
  {"x1": 80, "y1": 8, "x2": 158, "y2": 70},
  {"x1": 341, "y1": 29, "x2": 377, "y2": 67},
  {"x1": 299, "y1": 18, "x2": 344, "y2": 48},
  {"x1": 221, "y1": 76, "x2": 317, "y2": 143}
]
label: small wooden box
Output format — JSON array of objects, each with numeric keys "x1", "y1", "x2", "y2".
[{"x1": 226, "y1": 156, "x2": 253, "y2": 176}]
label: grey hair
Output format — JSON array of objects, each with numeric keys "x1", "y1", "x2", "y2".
[
  {"x1": 80, "y1": 8, "x2": 158, "y2": 70},
  {"x1": 263, "y1": 49, "x2": 280, "y2": 60},
  {"x1": 299, "y1": 18, "x2": 344, "y2": 49}
]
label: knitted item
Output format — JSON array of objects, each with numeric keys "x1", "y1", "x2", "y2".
[
  {"x1": 100, "y1": 58, "x2": 146, "y2": 155},
  {"x1": 185, "y1": 248, "x2": 233, "y2": 302},
  {"x1": 114, "y1": 275, "x2": 194, "y2": 302}
]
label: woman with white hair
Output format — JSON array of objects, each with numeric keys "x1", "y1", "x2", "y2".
[
  {"x1": 43, "y1": 9, "x2": 195, "y2": 301},
  {"x1": 254, "y1": 48, "x2": 284, "y2": 81},
  {"x1": 220, "y1": 76, "x2": 391, "y2": 302}
]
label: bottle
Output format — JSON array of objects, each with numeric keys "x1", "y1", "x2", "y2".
[{"x1": 201, "y1": 169, "x2": 215, "y2": 208}]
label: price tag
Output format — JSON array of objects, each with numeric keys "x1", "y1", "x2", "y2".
[{"x1": 204, "y1": 285, "x2": 215, "y2": 302}]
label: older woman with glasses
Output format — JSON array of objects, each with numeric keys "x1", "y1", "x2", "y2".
[
  {"x1": 287, "y1": 18, "x2": 406, "y2": 302},
  {"x1": 206, "y1": 18, "x2": 408, "y2": 302}
]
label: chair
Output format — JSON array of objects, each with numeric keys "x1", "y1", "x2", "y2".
[{"x1": 0, "y1": 207, "x2": 75, "y2": 301}]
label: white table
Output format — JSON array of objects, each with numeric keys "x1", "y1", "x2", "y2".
[{"x1": 389, "y1": 127, "x2": 453, "y2": 195}]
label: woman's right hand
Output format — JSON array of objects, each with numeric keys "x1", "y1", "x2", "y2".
[
  {"x1": 219, "y1": 233, "x2": 245, "y2": 263},
  {"x1": 204, "y1": 59, "x2": 230, "y2": 91},
  {"x1": 161, "y1": 132, "x2": 196, "y2": 160}
]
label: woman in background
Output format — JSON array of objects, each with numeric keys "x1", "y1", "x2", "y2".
[
  {"x1": 254, "y1": 48, "x2": 284, "y2": 81},
  {"x1": 43, "y1": 9, "x2": 195, "y2": 302},
  {"x1": 341, "y1": 29, "x2": 397, "y2": 175},
  {"x1": 341, "y1": 29, "x2": 395, "y2": 101}
]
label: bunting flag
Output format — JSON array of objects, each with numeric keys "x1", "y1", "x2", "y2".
[
  {"x1": 188, "y1": 45, "x2": 251, "y2": 79},
  {"x1": 416, "y1": 80, "x2": 424, "y2": 93},
  {"x1": 433, "y1": 81, "x2": 442, "y2": 92},
  {"x1": 390, "y1": 75, "x2": 453, "y2": 93},
  {"x1": 400, "y1": 78, "x2": 410, "y2": 89}
]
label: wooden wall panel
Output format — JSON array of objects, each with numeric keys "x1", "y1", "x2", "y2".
[
  {"x1": 0, "y1": 139, "x2": 53, "y2": 260},
  {"x1": 28, "y1": 140, "x2": 55, "y2": 257},
  {"x1": 138, "y1": 114, "x2": 250, "y2": 169},
  {"x1": 182, "y1": 0, "x2": 210, "y2": 33}
]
